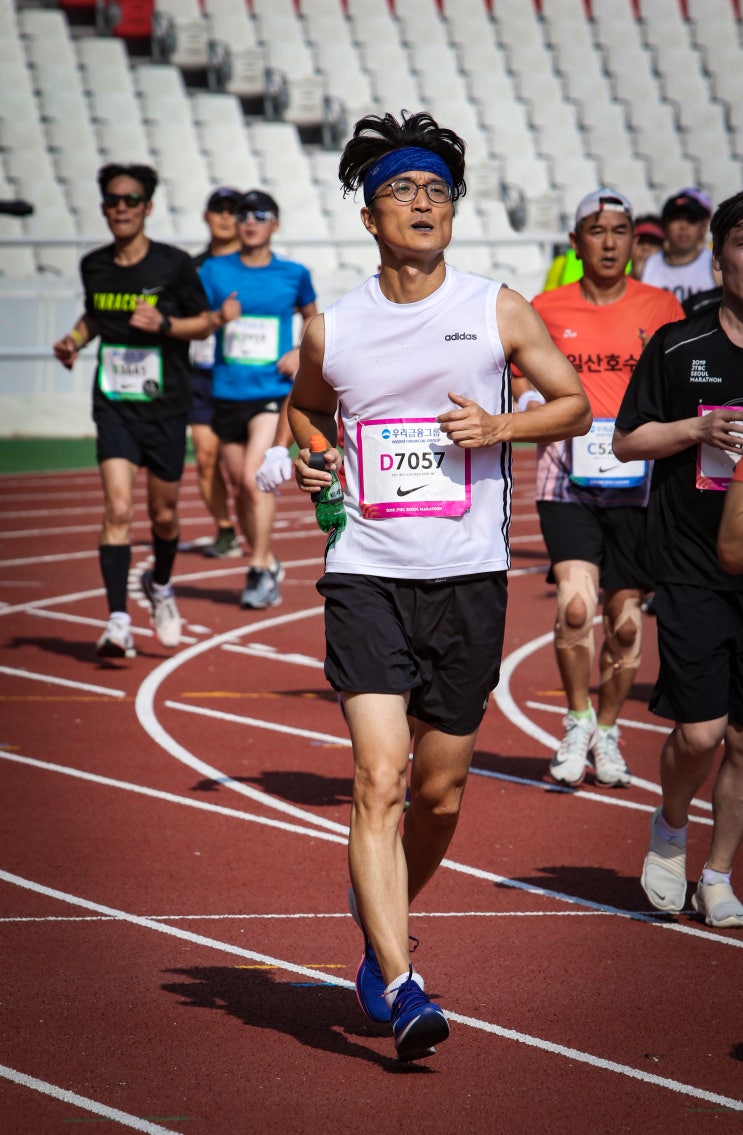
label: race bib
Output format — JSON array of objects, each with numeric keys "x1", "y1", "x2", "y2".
[
  {"x1": 223, "y1": 316, "x2": 279, "y2": 365},
  {"x1": 98, "y1": 344, "x2": 163, "y2": 401},
  {"x1": 189, "y1": 333, "x2": 216, "y2": 369},
  {"x1": 569, "y1": 418, "x2": 646, "y2": 488},
  {"x1": 696, "y1": 405, "x2": 743, "y2": 490},
  {"x1": 357, "y1": 418, "x2": 471, "y2": 519}
]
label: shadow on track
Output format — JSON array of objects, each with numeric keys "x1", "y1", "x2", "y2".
[
  {"x1": 498, "y1": 865, "x2": 650, "y2": 910},
  {"x1": 162, "y1": 966, "x2": 435, "y2": 1074},
  {"x1": 190, "y1": 769, "x2": 353, "y2": 808}
]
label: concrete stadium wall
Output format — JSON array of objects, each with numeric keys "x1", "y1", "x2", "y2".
[{"x1": 0, "y1": 284, "x2": 96, "y2": 438}]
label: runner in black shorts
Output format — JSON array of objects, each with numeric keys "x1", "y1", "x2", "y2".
[
  {"x1": 614, "y1": 189, "x2": 743, "y2": 928},
  {"x1": 53, "y1": 162, "x2": 238, "y2": 660},
  {"x1": 289, "y1": 110, "x2": 590, "y2": 1061},
  {"x1": 537, "y1": 500, "x2": 651, "y2": 592},
  {"x1": 518, "y1": 189, "x2": 684, "y2": 790},
  {"x1": 189, "y1": 187, "x2": 242, "y2": 560}
]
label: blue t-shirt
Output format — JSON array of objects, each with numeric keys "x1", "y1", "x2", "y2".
[{"x1": 199, "y1": 252, "x2": 316, "y2": 402}]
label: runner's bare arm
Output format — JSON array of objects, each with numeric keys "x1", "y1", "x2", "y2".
[
  {"x1": 438, "y1": 287, "x2": 591, "y2": 448},
  {"x1": 288, "y1": 314, "x2": 342, "y2": 492},
  {"x1": 614, "y1": 409, "x2": 743, "y2": 462},
  {"x1": 129, "y1": 293, "x2": 240, "y2": 340}
]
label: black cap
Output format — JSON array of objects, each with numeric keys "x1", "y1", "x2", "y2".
[
  {"x1": 661, "y1": 188, "x2": 713, "y2": 223},
  {"x1": 236, "y1": 189, "x2": 279, "y2": 217},
  {"x1": 205, "y1": 186, "x2": 242, "y2": 211}
]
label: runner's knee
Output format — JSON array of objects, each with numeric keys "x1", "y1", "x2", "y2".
[
  {"x1": 601, "y1": 599, "x2": 642, "y2": 678},
  {"x1": 555, "y1": 568, "x2": 597, "y2": 652}
]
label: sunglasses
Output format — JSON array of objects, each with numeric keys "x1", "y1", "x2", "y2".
[
  {"x1": 235, "y1": 210, "x2": 276, "y2": 224},
  {"x1": 209, "y1": 202, "x2": 238, "y2": 214},
  {"x1": 102, "y1": 192, "x2": 146, "y2": 209}
]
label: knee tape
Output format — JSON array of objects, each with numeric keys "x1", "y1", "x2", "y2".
[
  {"x1": 600, "y1": 598, "x2": 642, "y2": 682},
  {"x1": 555, "y1": 568, "x2": 597, "y2": 653}
]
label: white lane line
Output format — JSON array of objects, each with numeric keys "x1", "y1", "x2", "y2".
[
  {"x1": 222, "y1": 642, "x2": 325, "y2": 668},
  {"x1": 0, "y1": 751, "x2": 346, "y2": 846},
  {"x1": 2, "y1": 870, "x2": 741, "y2": 1112},
  {"x1": 165, "y1": 699, "x2": 352, "y2": 748},
  {"x1": 0, "y1": 549, "x2": 99, "y2": 568},
  {"x1": 161, "y1": 698, "x2": 713, "y2": 825},
  {"x1": 0, "y1": 910, "x2": 627, "y2": 924},
  {"x1": 8, "y1": 744, "x2": 729, "y2": 948},
  {"x1": 494, "y1": 625, "x2": 591, "y2": 751},
  {"x1": 130, "y1": 606, "x2": 732, "y2": 938},
  {"x1": 440, "y1": 1014, "x2": 743, "y2": 1114},
  {"x1": 0, "y1": 557, "x2": 323, "y2": 617},
  {"x1": 0, "y1": 1065, "x2": 185, "y2": 1135},
  {"x1": 469, "y1": 764, "x2": 713, "y2": 823},
  {"x1": 526, "y1": 699, "x2": 671, "y2": 735},
  {"x1": 0, "y1": 513, "x2": 317, "y2": 543},
  {"x1": 0, "y1": 666, "x2": 126, "y2": 698}
]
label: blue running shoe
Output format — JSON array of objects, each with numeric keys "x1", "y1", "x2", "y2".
[
  {"x1": 391, "y1": 968, "x2": 449, "y2": 1062},
  {"x1": 355, "y1": 943, "x2": 390, "y2": 1024},
  {"x1": 348, "y1": 887, "x2": 390, "y2": 1023}
]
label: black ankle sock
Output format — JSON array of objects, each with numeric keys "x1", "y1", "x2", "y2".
[
  {"x1": 99, "y1": 544, "x2": 130, "y2": 613},
  {"x1": 152, "y1": 531, "x2": 178, "y2": 586}
]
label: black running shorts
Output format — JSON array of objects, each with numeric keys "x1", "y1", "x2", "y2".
[
  {"x1": 94, "y1": 401, "x2": 187, "y2": 483},
  {"x1": 188, "y1": 371, "x2": 214, "y2": 426},
  {"x1": 317, "y1": 571, "x2": 508, "y2": 736},
  {"x1": 649, "y1": 582, "x2": 743, "y2": 724},
  {"x1": 537, "y1": 499, "x2": 651, "y2": 591},
  {"x1": 212, "y1": 397, "x2": 281, "y2": 444}
]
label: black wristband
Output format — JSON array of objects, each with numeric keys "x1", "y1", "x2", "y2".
[{"x1": 160, "y1": 313, "x2": 172, "y2": 336}]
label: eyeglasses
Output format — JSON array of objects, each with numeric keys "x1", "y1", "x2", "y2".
[
  {"x1": 235, "y1": 210, "x2": 276, "y2": 224},
  {"x1": 371, "y1": 179, "x2": 452, "y2": 206},
  {"x1": 102, "y1": 192, "x2": 146, "y2": 209}
]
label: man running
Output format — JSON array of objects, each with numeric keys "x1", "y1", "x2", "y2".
[
  {"x1": 288, "y1": 111, "x2": 591, "y2": 1061},
  {"x1": 53, "y1": 163, "x2": 234, "y2": 658}
]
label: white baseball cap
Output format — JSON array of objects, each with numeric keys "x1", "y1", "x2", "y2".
[{"x1": 574, "y1": 188, "x2": 634, "y2": 229}]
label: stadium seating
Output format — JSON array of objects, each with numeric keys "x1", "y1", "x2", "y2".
[{"x1": 0, "y1": 0, "x2": 741, "y2": 301}]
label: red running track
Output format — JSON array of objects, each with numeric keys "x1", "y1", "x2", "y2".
[{"x1": 1, "y1": 450, "x2": 741, "y2": 1135}]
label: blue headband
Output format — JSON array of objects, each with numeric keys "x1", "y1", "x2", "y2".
[{"x1": 363, "y1": 147, "x2": 454, "y2": 205}]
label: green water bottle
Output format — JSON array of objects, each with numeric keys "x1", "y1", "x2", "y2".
[{"x1": 308, "y1": 433, "x2": 346, "y2": 546}]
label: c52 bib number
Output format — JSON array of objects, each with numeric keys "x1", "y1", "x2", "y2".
[{"x1": 569, "y1": 418, "x2": 646, "y2": 488}]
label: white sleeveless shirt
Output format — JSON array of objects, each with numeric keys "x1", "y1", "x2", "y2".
[
  {"x1": 322, "y1": 266, "x2": 512, "y2": 579},
  {"x1": 641, "y1": 246, "x2": 716, "y2": 304}
]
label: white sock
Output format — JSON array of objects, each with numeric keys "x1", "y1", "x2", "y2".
[
  {"x1": 384, "y1": 969, "x2": 423, "y2": 1010},
  {"x1": 150, "y1": 578, "x2": 173, "y2": 597},
  {"x1": 656, "y1": 811, "x2": 687, "y2": 845},
  {"x1": 109, "y1": 611, "x2": 131, "y2": 625},
  {"x1": 701, "y1": 866, "x2": 731, "y2": 887}
]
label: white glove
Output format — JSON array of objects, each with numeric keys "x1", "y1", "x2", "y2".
[{"x1": 256, "y1": 446, "x2": 293, "y2": 493}]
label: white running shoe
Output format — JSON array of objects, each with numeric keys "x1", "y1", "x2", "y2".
[
  {"x1": 591, "y1": 724, "x2": 631, "y2": 787},
  {"x1": 691, "y1": 879, "x2": 743, "y2": 928},
  {"x1": 641, "y1": 807, "x2": 687, "y2": 912},
  {"x1": 141, "y1": 569, "x2": 182, "y2": 648},
  {"x1": 549, "y1": 707, "x2": 597, "y2": 786},
  {"x1": 95, "y1": 615, "x2": 136, "y2": 659}
]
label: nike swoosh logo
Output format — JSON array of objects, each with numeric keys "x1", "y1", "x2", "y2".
[
  {"x1": 651, "y1": 891, "x2": 666, "y2": 902},
  {"x1": 598, "y1": 464, "x2": 620, "y2": 473},
  {"x1": 141, "y1": 287, "x2": 162, "y2": 294},
  {"x1": 396, "y1": 484, "x2": 428, "y2": 497}
]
